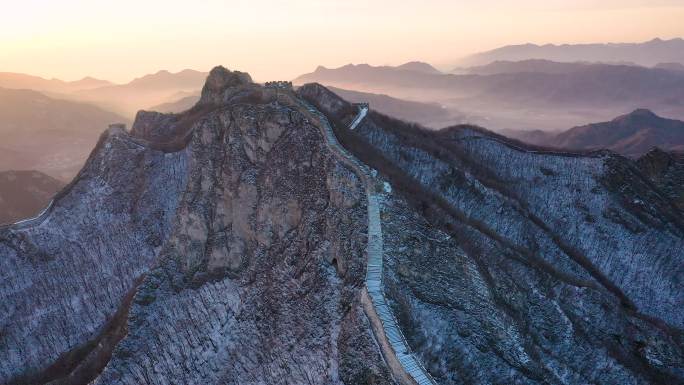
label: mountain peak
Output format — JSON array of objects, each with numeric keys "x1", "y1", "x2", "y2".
[
  {"x1": 618, "y1": 108, "x2": 659, "y2": 122},
  {"x1": 395, "y1": 61, "x2": 441, "y2": 74},
  {"x1": 198, "y1": 66, "x2": 253, "y2": 105}
]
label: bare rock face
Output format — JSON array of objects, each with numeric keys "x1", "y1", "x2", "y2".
[
  {"x1": 303, "y1": 87, "x2": 684, "y2": 384},
  {"x1": 130, "y1": 110, "x2": 181, "y2": 142},
  {"x1": 198, "y1": 66, "x2": 254, "y2": 106}
]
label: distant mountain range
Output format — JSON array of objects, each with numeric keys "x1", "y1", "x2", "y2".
[
  {"x1": 295, "y1": 61, "x2": 684, "y2": 108},
  {"x1": 0, "y1": 87, "x2": 129, "y2": 180},
  {"x1": 454, "y1": 59, "x2": 596, "y2": 75},
  {"x1": 327, "y1": 86, "x2": 456, "y2": 127},
  {"x1": 393, "y1": 61, "x2": 442, "y2": 74},
  {"x1": 0, "y1": 72, "x2": 113, "y2": 94},
  {"x1": 295, "y1": 60, "x2": 684, "y2": 130},
  {"x1": 0, "y1": 170, "x2": 64, "y2": 224},
  {"x1": 458, "y1": 38, "x2": 684, "y2": 67},
  {"x1": 506, "y1": 109, "x2": 684, "y2": 157},
  {"x1": 0, "y1": 69, "x2": 209, "y2": 118},
  {"x1": 549, "y1": 109, "x2": 684, "y2": 156},
  {"x1": 293, "y1": 62, "x2": 444, "y2": 94},
  {"x1": 73, "y1": 69, "x2": 208, "y2": 116},
  {"x1": 454, "y1": 59, "x2": 684, "y2": 76}
]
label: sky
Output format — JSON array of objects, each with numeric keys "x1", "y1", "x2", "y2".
[{"x1": 2, "y1": 0, "x2": 684, "y2": 83}]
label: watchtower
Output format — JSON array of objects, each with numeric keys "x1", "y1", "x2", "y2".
[{"x1": 265, "y1": 81, "x2": 294, "y2": 105}]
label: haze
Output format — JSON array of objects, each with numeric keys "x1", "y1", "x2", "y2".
[{"x1": 3, "y1": 0, "x2": 684, "y2": 83}]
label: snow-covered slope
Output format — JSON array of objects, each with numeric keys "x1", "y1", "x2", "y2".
[{"x1": 302, "y1": 84, "x2": 684, "y2": 384}]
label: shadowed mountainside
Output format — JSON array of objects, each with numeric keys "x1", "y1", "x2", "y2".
[
  {"x1": 0, "y1": 170, "x2": 64, "y2": 224},
  {"x1": 549, "y1": 109, "x2": 684, "y2": 156},
  {"x1": 636, "y1": 148, "x2": 684, "y2": 211},
  {"x1": 507, "y1": 109, "x2": 684, "y2": 157},
  {"x1": 300, "y1": 83, "x2": 684, "y2": 384},
  {"x1": 0, "y1": 87, "x2": 129, "y2": 180}
]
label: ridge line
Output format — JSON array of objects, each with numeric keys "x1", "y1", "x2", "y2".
[{"x1": 295, "y1": 98, "x2": 437, "y2": 385}]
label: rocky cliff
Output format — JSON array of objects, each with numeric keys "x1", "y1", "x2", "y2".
[
  {"x1": 1, "y1": 69, "x2": 682, "y2": 385},
  {"x1": 0, "y1": 67, "x2": 391, "y2": 385}
]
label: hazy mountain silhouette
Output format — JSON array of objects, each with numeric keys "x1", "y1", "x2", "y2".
[
  {"x1": 549, "y1": 109, "x2": 684, "y2": 156},
  {"x1": 295, "y1": 61, "x2": 684, "y2": 130},
  {"x1": 459, "y1": 59, "x2": 684, "y2": 76},
  {"x1": 459, "y1": 38, "x2": 684, "y2": 67},
  {"x1": 0, "y1": 69, "x2": 209, "y2": 118},
  {"x1": 456, "y1": 59, "x2": 602, "y2": 75},
  {"x1": 296, "y1": 62, "x2": 684, "y2": 106},
  {"x1": 75, "y1": 69, "x2": 208, "y2": 117},
  {"x1": 0, "y1": 87, "x2": 129, "y2": 180},
  {"x1": 148, "y1": 94, "x2": 200, "y2": 113},
  {"x1": 0, "y1": 72, "x2": 113, "y2": 94},
  {"x1": 293, "y1": 62, "x2": 444, "y2": 92},
  {"x1": 394, "y1": 61, "x2": 442, "y2": 74},
  {"x1": 0, "y1": 170, "x2": 64, "y2": 224},
  {"x1": 655, "y1": 62, "x2": 684, "y2": 72},
  {"x1": 327, "y1": 86, "x2": 457, "y2": 127}
]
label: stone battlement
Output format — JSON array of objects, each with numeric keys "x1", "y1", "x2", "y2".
[{"x1": 264, "y1": 81, "x2": 293, "y2": 89}]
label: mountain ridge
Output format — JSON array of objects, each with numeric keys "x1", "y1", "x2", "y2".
[
  {"x1": 294, "y1": 60, "x2": 684, "y2": 130},
  {"x1": 0, "y1": 170, "x2": 64, "y2": 224},
  {"x1": 1, "y1": 68, "x2": 682, "y2": 385},
  {"x1": 549, "y1": 109, "x2": 684, "y2": 156},
  {"x1": 0, "y1": 87, "x2": 130, "y2": 180},
  {"x1": 0, "y1": 72, "x2": 113, "y2": 94},
  {"x1": 459, "y1": 37, "x2": 684, "y2": 67}
]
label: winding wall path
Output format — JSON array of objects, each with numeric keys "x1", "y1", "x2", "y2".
[{"x1": 296, "y1": 98, "x2": 437, "y2": 385}]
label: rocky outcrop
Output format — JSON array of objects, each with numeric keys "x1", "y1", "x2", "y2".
[
  {"x1": 0, "y1": 68, "x2": 391, "y2": 385},
  {"x1": 198, "y1": 66, "x2": 254, "y2": 105}
]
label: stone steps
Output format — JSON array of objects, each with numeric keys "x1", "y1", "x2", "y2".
[{"x1": 298, "y1": 98, "x2": 437, "y2": 385}]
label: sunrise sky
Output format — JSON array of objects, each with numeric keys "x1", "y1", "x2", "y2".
[{"x1": 2, "y1": 0, "x2": 684, "y2": 83}]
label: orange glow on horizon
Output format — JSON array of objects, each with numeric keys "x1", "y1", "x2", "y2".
[{"x1": 1, "y1": 0, "x2": 683, "y2": 82}]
